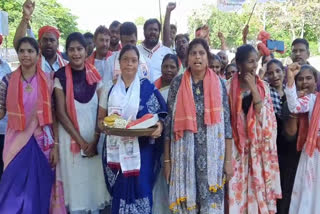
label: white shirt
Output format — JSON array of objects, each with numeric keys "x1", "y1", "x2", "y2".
[
  {"x1": 0, "y1": 58, "x2": 11, "y2": 134},
  {"x1": 137, "y1": 43, "x2": 172, "y2": 82},
  {"x1": 95, "y1": 58, "x2": 112, "y2": 85},
  {"x1": 41, "y1": 54, "x2": 67, "y2": 73}
]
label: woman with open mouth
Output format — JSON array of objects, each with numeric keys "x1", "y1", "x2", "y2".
[
  {"x1": 164, "y1": 38, "x2": 232, "y2": 213},
  {"x1": 285, "y1": 63, "x2": 320, "y2": 214},
  {"x1": 228, "y1": 44, "x2": 281, "y2": 214}
]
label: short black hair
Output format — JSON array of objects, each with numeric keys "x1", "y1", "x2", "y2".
[
  {"x1": 16, "y1": 37, "x2": 40, "y2": 55},
  {"x1": 83, "y1": 32, "x2": 93, "y2": 40},
  {"x1": 162, "y1": 54, "x2": 179, "y2": 70},
  {"x1": 120, "y1": 22, "x2": 137, "y2": 37},
  {"x1": 109, "y1": 20, "x2": 121, "y2": 29},
  {"x1": 119, "y1": 44, "x2": 140, "y2": 61},
  {"x1": 143, "y1": 19, "x2": 161, "y2": 32},
  {"x1": 291, "y1": 38, "x2": 309, "y2": 50},
  {"x1": 66, "y1": 32, "x2": 87, "y2": 51},
  {"x1": 235, "y1": 44, "x2": 257, "y2": 65},
  {"x1": 175, "y1": 33, "x2": 190, "y2": 43}
]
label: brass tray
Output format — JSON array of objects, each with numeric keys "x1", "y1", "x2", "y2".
[{"x1": 104, "y1": 125, "x2": 157, "y2": 137}]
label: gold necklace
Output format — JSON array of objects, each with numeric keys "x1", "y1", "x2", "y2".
[{"x1": 21, "y1": 71, "x2": 36, "y2": 93}]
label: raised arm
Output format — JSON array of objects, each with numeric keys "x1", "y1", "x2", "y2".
[
  {"x1": 162, "y1": 2, "x2": 176, "y2": 48},
  {"x1": 13, "y1": 0, "x2": 35, "y2": 50},
  {"x1": 242, "y1": 25, "x2": 249, "y2": 45},
  {"x1": 218, "y1": 32, "x2": 228, "y2": 51},
  {"x1": 285, "y1": 63, "x2": 315, "y2": 114}
]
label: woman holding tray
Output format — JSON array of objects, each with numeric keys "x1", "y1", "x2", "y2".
[
  {"x1": 98, "y1": 44, "x2": 167, "y2": 214},
  {"x1": 164, "y1": 38, "x2": 233, "y2": 213}
]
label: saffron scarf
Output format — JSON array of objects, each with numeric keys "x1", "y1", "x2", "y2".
[
  {"x1": 298, "y1": 93, "x2": 320, "y2": 156},
  {"x1": 40, "y1": 51, "x2": 67, "y2": 72},
  {"x1": 87, "y1": 51, "x2": 113, "y2": 66},
  {"x1": 173, "y1": 68, "x2": 222, "y2": 141},
  {"x1": 7, "y1": 65, "x2": 52, "y2": 130},
  {"x1": 65, "y1": 63, "x2": 101, "y2": 154},
  {"x1": 229, "y1": 72, "x2": 265, "y2": 153},
  {"x1": 154, "y1": 77, "x2": 162, "y2": 89}
]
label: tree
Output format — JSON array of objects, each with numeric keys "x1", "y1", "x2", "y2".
[
  {"x1": 188, "y1": 0, "x2": 320, "y2": 56},
  {"x1": 135, "y1": 16, "x2": 146, "y2": 26},
  {"x1": 0, "y1": 0, "x2": 79, "y2": 47}
]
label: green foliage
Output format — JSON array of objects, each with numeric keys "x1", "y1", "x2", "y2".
[
  {"x1": 0, "y1": 0, "x2": 79, "y2": 47},
  {"x1": 135, "y1": 16, "x2": 146, "y2": 26},
  {"x1": 188, "y1": 0, "x2": 320, "y2": 56}
]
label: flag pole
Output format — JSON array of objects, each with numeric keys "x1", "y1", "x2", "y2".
[{"x1": 247, "y1": 1, "x2": 257, "y2": 25}]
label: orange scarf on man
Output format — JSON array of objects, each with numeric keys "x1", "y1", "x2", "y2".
[
  {"x1": 229, "y1": 72, "x2": 266, "y2": 153},
  {"x1": 87, "y1": 51, "x2": 113, "y2": 66},
  {"x1": 7, "y1": 65, "x2": 52, "y2": 130},
  {"x1": 65, "y1": 63, "x2": 101, "y2": 154},
  {"x1": 173, "y1": 68, "x2": 222, "y2": 141}
]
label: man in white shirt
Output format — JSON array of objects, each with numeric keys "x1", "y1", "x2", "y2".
[
  {"x1": 13, "y1": 0, "x2": 67, "y2": 73},
  {"x1": 87, "y1": 26, "x2": 113, "y2": 82},
  {"x1": 105, "y1": 22, "x2": 150, "y2": 84},
  {"x1": 0, "y1": 36, "x2": 12, "y2": 179},
  {"x1": 137, "y1": 18, "x2": 172, "y2": 82}
]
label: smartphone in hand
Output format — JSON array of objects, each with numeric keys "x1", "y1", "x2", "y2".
[{"x1": 267, "y1": 40, "x2": 285, "y2": 52}]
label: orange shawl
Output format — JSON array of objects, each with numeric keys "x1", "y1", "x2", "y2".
[
  {"x1": 154, "y1": 77, "x2": 162, "y2": 89},
  {"x1": 65, "y1": 63, "x2": 101, "y2": 154},
  {"x1": 173, "y1": 68, "x2": 222, "y2": 141},
  {"x1": 229, "y1": 72, "x2": 266, "y2": 153},
  {"x1": 7, "y1": 66, "x2": 52, "y2": 130},
  {"x1": 87, "y1": 50, "x2": 113, "y2": 66},
  {"x1": 297, "y1": 93, "x2": 320, "y2": 156}
]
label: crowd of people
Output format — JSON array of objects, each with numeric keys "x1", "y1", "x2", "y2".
[{"x1": 0, "y1": 0, "x2": 319, "y2": 214}]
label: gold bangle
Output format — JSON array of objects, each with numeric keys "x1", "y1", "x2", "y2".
[
  {"x1": 164, "y1": 160, "x2": 171, "y2": 163},
  {"x1": 54, "y1": 142, "x2": 59, "y2": 145},
  {"x1": 225, "y1": 160, "x2": 231, "y2": 163}
]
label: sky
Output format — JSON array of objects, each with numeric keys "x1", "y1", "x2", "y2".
[{"x1": 57, "y1": 0, "x2": 216, "y2": 35}]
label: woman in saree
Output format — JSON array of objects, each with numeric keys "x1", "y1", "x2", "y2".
[
  {"x1": 284, "y1": 64, "x2": 320, "y2": 214},
  {"x1": 0, "y1": 37, "x2": 57, "y2": 213},
  {"x1": 54, "y1": 32, "x2": 109, "y2": 213},
  {"x1": 98, "y1": 44, "x2": 167, "y2": 214},
  {"x1": 164, "y1": 38, "x2": 233, "y2": 214},
  {"x1": 227, "y1": 44, "x2": 281, "y2": 214},
  {"x1": 154, "y1": 53, "x2": 180, "y2": 101},
  {"x1": 153, "y1": 53, "x2": 179, "y2": 214}
]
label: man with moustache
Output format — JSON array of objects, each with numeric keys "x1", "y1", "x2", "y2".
[
  {"x1": 290, "y1": 38, "x2": 320, "y2": 91},
  {"x1": 14, "y1": 0, "x2": 67, "y2": 73},
  {"x1": 137, "y1": 19, "x2": 172, "y2": 82},
  {"x1": 175, "y1": 34, "x2": 189, "y2": 74},
  {"x1": 87, "y1": 25, "x2": 113, "y2": 82},
  {"x1": 83, "y1": 32, "x2": 95, "y2": 57},
  {"x1": 109, "y1": 21, "x2": 122, "y2": 52}
]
